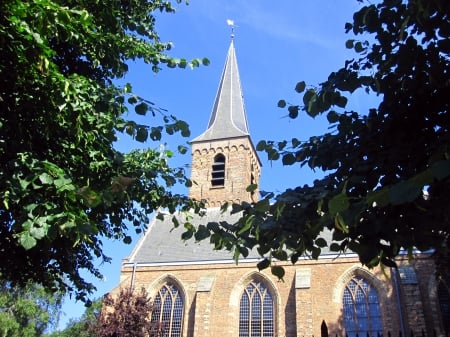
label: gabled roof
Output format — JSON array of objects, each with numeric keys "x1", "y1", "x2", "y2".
[
  {"x1": 128, "y1": 208, "x2": 259, "y2": 264},
  {"x1": 126, "y1": 208, "x2": 336, "y2": 265},
  {"x1": 191, "y1": 39, "x2": 250, "y2": 142}
]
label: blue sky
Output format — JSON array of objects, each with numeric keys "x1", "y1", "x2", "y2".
[{"x1": 56, "y1": 0, "x2": 379, "y2": 330}]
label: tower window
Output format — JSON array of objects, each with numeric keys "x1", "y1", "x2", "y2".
[
  {"x1": 343, "y1": 276, "x2": 382, "y2": 337},
  {"x1": 211, "y1": 153, "x2": 225, "y2": 187}
]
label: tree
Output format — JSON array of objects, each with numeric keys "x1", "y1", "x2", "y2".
[
  {"x1": 0, "y1": 281, "x2": 63, "y2": 337},
  {"x1": 91, "y1": 288, "x2": 162, "y2": 337},
  {"x1": 46, "y1": 288, "x2": 160, "y2": 337},
  {"x1": 45, "y1": 298, "x2": 101, "y2": 337},
  {"x1": 189, "y1": 0, "x2": 450, "y2": 278},
  {"x1": 0, "y1": 0, "x2": 207, "y2": 300}
]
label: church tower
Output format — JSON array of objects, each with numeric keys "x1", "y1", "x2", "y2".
[
  {"x1": 117, "y1": 34, "x2": 439, "y2": 337},
  {"x1": 189, "y1": 38, "x2": 261, "y2": 207}
]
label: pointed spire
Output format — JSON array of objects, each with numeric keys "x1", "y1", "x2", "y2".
[{"x1": 191, "y1": 39, "x2": 250, "y2": 142}]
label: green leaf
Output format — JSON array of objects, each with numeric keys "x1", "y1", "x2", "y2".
[
  {"x1": 178, "y1": 58, "x2": 187, "y2": 68},
  {"x1": 202, "y1": 57, "x2": 210, "y2": 66},
  {"x1": 327, "y1": 111, "x2": 339, "y2": 123},
  {"x1": 366, "y1": 188, "x2": 390, "y2": 208},
  {"x1": 330, "y1": 243, "x2": 341, "y2": 251},
  {"x1": 431, "y1": 160, "x2": 450, "y2": 180},
  {"x1": 336, "y1": 95, "x2": 347, "y2": 108},
  {"x1": 128, "y1": 96, "x2": 138, "y2": 104},
  {"x1": 54, "y1": 177, "x2": 75, "y2": 191},
  {"x1": 177, "y1": 120, "x2": 190, "y2": 137},
  {"x1": 79, "y1": 187, "x2": 102, "y2": 208},
  {"x1": 150, "y1": 127, "x2": 162, "y2": 141},
  {"x1": 292, "y1": 138, "x2": 300, "y2": 147},
  {"x1": 256, "y1": 140, "x2": 267, "y2": 151},
  {"x1": 335, "y1": 213, "x2": 349, "y2": 233},
  {"x1": 135, "y1": 127, "x2": 148, "y2": 142},
  {"x1": 389, "y1": 181, "x2": 421, "y2": 205},
  {"x1": 288, "y1": 105, "x2": 299, "y2": 119},
  {"x1": 315, "y1": 237, "x2": 328, "y2": 248},
  {"x1": 246, "y1": 184, "x2": 258, "y2": 192},
  {"x1": 238, "y1": 246, "x2": 249, "y2": 258},
  {"x1": 135, "y1": 102, "x2": 148, "y2": 115},
  {"x1": 345, "y1": 39, "x2": 354, "y2": 49},
  {"x1": 19, "y1": 232, "x2": 37, "y2": 250},
  {"x1": 282, "y1": 153, "x2": 296, "y2": 165},
  {"x1": 194, "y1": 225, "x2": 210, "y2": 241},
  {"x1": 306, "y1": 94, "x2": 320, "y2": 117},
  {"x1": 295, "y1": 81, "x2": 306, "y2": 93},
  {"x1": 191, "y1": 59, "x2": 200, "y2": 68},
  {"x1": 271, "y1": 265, "x2": 285, "y2": 280},
  {"x1": 181, "y1": 231, "x2": 193, "y2": 240},
  {"x1": 267, "y1": 149, "x2": 280, "y2": 161},
  {"x1": 39, "y1": 173, "x2": 54, "y2": 185},
  {"x1": 354, "y1": 41, "x2": 364, "y2": 53},
  {"x1": 255, "y1": 199, "x2": 270, "y2": 212},
  {"x1": 124, "y1": 83, "x2": 132, "y2": 93},
  {"x1": 303, "y1": 89, "x2": 316, "y2": 105},
  {"x1": 311, "y1": 246, "x2": 321, "y2": 259},
  {"x1": 272, "y1": 249, "x2": 288, "y2": 261},
  {"x1": 237, "y1": 216, "x2": 253, "y2": 235},
  {"x1": 178, "y1": 145, "x2": 188, "y2": 154},
  {"x1": 277, "y1": 99, "x2": 287, "y2": 108},
  {"x1": 123, "y1": 236, "x2": 132, "y2": 244},
  {"x1": 30, "y1": 226, "x2": 46, "y2": 240},
  {"x1": 257, "y1": 258, "x2": 270, "y2": 271},
  {"x1": 328, "y1": 193, "x2": 349, "y2": 215}
]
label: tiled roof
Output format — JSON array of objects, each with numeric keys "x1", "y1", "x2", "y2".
[
  {"x1": 128, "y1": 208, "x2": 258, "y2": 264},
  {"x1": 127, "y1": 208, "x2": 336, "y2": 264}
]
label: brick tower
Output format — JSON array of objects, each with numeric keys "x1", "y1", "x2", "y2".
[{"x1": 189, "y1": 38, "x2": 261, "y2": 207}]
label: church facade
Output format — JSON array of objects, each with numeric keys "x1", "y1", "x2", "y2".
[{"x1": 117, "y1": 39, "x2": 450, "y2": 337}]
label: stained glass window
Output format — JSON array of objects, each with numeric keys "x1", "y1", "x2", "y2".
[
  {"x1": 343, "y1": 276, "x2": 382, "y2": 337},
  {"x1": 239, "y1": 280, "x2": 274, "y2": 337},
  {"x1": 151, "y1": 283, "x2": 184, "y2": 337}
]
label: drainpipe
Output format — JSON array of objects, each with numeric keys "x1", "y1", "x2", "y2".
[
  {"x1": 130, "y1": 262, "x2": 137, "y2": 292},
  {"x1": 392, "y1": 267, "x2": 406, "y2": 337}
]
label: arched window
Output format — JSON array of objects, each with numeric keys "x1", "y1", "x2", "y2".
[
  {"x1": 438, "y1": 277, "x2": 450, "y2": 334},
  {"x1": 239, "y1": 280, "x2": 274, "y2": 337},
  {"x1": 211, "y1": 153, "x2": 225, "y2": 187},
  {"x1": 343, "y1": 276, "x2": 382, "y2": 337},
  {"x1": 151, "y1": 283, "x2": 184, "y2": 337}
]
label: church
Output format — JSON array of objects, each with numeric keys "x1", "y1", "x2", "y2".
[{"x1": 117, "y1": 37, "x2": 450, "y2": 337}]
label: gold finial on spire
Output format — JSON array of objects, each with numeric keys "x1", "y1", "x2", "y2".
[{"x1": 226, "y1": 19, "x2": 235, "y2": 39}]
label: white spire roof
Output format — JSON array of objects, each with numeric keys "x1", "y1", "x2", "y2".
[{"x1": 191, "y1": 39, "x2": 250, "y2": 142}]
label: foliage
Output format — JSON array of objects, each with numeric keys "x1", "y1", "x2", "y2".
[
  {"x1": 46, "y1": 288, "x2": 161, "y2": 337},
  {"x1": 91, "y1": 288, "x2": 161, "y2": 337},
  {"x1": 44, "y1": 299, "x2": 101, "y2": 337},
  {"x1": 0, "y1": 0, "x2": 207, "y2": 300},
  {"x1": 0, "y1": 281, "x2": 63, "y2": 337},
  {"x1": 188, "y1": 0, "x2": 450, "y2": 277}
]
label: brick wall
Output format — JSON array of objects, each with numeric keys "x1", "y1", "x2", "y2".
[
  {"x1": 189, "y1": 136, "x2": 261, "y2": 206},
  {"x1": 116, "y1": 255, "x2": 439, "y2": 337}
]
